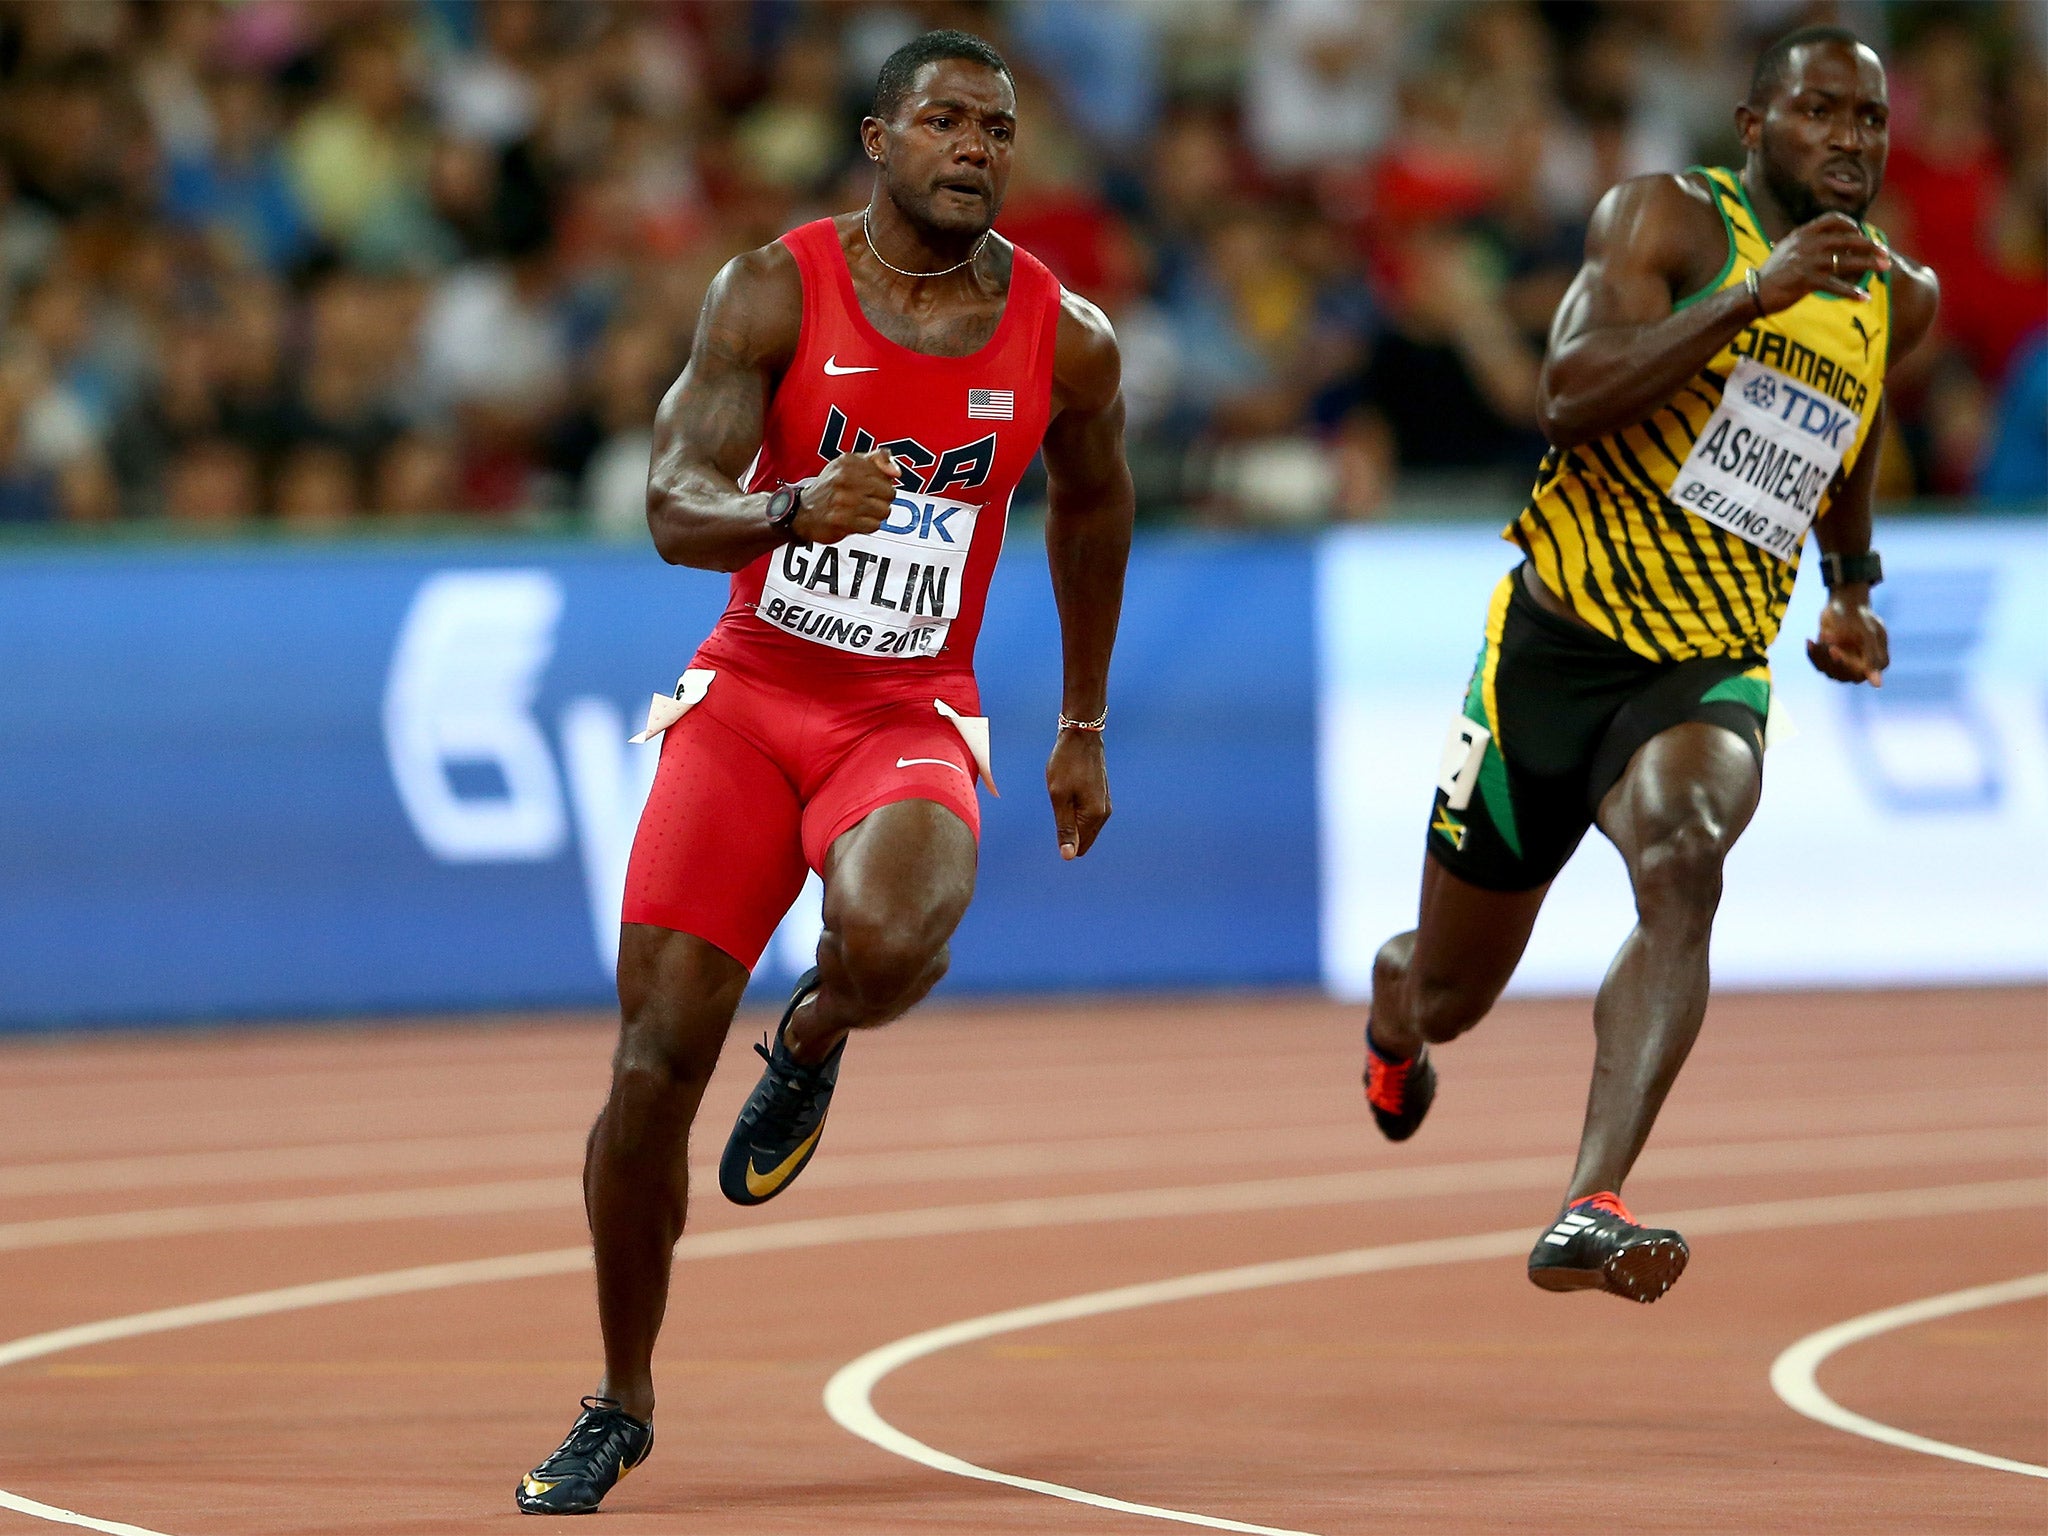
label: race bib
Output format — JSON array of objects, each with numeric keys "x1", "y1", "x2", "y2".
[
  {"x1": 757, "y1": 489, "x2": 981, "y2": 658},
  {"x1": 1667, "y1": 355, "x2": 1858, "y2": 562}
]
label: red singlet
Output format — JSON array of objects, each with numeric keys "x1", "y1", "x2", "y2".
[{"x1": 622, "y1": 218, "x2": 1066, "y2": 967}]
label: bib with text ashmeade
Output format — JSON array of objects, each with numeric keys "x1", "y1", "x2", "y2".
[
  {"x1": 757, "y1": 489, "x2": 980, "y2": 657},
  {"x1": 1667, "y1": 355, "x2": 1856, "y2": 561}
]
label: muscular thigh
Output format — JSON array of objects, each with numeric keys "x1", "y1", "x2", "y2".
[
  {"x1": 824, "y1": 796, "x2": 978, "y2": 942},
  {"x1": 621, "y1": 697, "x2": 809, "y2": 970},
  {"x1": 799, "y1": 696, "x2": 982, "y2": 875},
  {"x1": 1428, "y1": 571, "x2": 1645, "y2": 893},
  {"x1": 1596, "y1": 720, "x2": 1762, "y2": 862}
]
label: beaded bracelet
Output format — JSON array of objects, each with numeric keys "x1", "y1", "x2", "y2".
[{"x1": 1057, "y1": 710, "x2": 1108, "y2": 732}]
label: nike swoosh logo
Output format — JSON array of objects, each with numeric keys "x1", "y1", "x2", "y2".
[
  {"x1": 897, "y1": 757, "x2": 968, "y2": 773},
  {"x1": 744, "y1": 1123, "x2": 827, "y2": 1198},
  {"x1": 823, "y1": 356, "x2": 878, "y2": 375},
  {"x1": 522, "y1": 1477, "x2": 557, "y2": 1496}
]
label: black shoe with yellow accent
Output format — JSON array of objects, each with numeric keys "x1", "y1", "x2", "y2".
[
  {"x1": 1527, "y1": 1191, "x2": 1689, "y2": 1304},
  {"x1": 719, "y1": 967, "x2": 842, "y2": 1206},
  {"x1": 516, "y1": 1396, "x2": 652, "y2": 1515}
]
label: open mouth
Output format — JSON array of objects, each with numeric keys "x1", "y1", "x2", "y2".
[
  {"x1": 1820, "y1": 163, "x2": 1865, "y2": 197},
  {"x1": 936, "y1": 181, "x2": 988, "y2": 202}
]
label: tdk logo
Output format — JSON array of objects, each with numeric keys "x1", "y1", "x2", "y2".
[
  {"x1": 880, "y1": 496, "x2": 963, "y2": 542},
  {"x1": 1747, "y1": 373, "x2": 1856, "y2": 449}
]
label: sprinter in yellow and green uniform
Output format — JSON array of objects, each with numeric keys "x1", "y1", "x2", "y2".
[{"x1": 1361, "y1": 25, "x2": 1939, "y2": 1304}]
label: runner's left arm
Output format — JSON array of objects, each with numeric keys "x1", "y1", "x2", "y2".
[
  {"x1": 1806, "y1": 256, "x2": 1940, "y2": 687},
  {"x1": 1040, "y1": 293, "x2": 1134, "y2": 861}
]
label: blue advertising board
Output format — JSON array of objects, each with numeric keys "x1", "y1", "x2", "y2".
[
  {"x1": 0, "y1": 532, "x2": 1320, "y2": 1028},
  {"x1": 4, "y1": 515, "x2": 2043, "y2": 1031}
]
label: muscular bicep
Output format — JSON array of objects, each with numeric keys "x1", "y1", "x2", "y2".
[
  {"x1": 1043, "y1": 390, "x2": 1128, "y2": 498},
  {"x1": 1044, "y1": 290, "x2": 1129, "y2": 498},
  {"x1": 647, "y1": 253, "x2": 796, "y2": 497},
  {"x1": 1547, "y1": 178, "x2": 1699, "y2": 351}
]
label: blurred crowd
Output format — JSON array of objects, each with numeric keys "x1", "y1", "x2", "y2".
[{"x1": 0, "y1": 0, "x2": 2041, "y2": 534}]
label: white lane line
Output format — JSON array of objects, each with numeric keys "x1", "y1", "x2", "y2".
[
  {"x1": 3, "y1": 1123, "x2": 2037, "y2": 1254},
  {"x1": 0, "y1": 1490, "x2": 177, "y2": 1536},
  {"x1": 3, "y1": 1178, "x2": 2043, "y2": 1536},
  {"x1": 823, "y1": 1179, "x2": 2048, "y2": 1535},
  {"x1": 1770, "y1": 1271, "x2": 2048, "y2": 1479},
  {"x1": 0, "y1": 1178, "x2": 579, "y2": 1254}
]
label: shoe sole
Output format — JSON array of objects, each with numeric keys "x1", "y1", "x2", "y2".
[
  {"x1": 1529, "y1": 1236, "x2": 1689, "y2": 1304},
  {"x1": 515, "y1": 1452, "x2": 646, "y2": 1515}
]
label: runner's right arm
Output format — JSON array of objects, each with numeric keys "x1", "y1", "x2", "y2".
[
  {"x1": 647, "y1": 244, "x2": 898, "y2": 570},
  {"x1": 1538, "y1": 174, "x2": 1890, "y2": 448}
]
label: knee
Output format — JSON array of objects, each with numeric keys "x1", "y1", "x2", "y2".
[
  {"x1": 1409, "y1": 971, "x2": 1492, "y2": 1044},
  {"x1": 609, "y1": 1012, "x2": 720, "y2": 1107},
  {"x1": 828, "y1": 910, "x2": 947, "y2": 1010},
  {"x1": 1372, "y1": 934, "x2": 1491, "y2": 1045},
  {"x1": 1630, "y1": 815, "x2": 1729, "y2": 921}
]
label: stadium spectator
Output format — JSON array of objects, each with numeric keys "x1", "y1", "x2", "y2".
[
  {"x1": 163, "y1": 67, "x2": 314, "y2": 274},
  {"x1": 373, "y1": 429, "x2": 461, "y2": 517},
  {"x1": 0, "y1": 0, "x2": 2033, "y2": 529},
  {"x1": 274, "y1": 439, "x2": 358, "y2": 527},
  {"x1": 162, "y1": 435, "x2": 258, "y2": 526}
]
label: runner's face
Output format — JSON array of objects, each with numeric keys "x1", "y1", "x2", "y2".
[
  {"x1": 873, "y1": 61, "x2": 1016, "y2": 238},
  {"x1": 1751, "y1": 42, "x2": 1888, "y2": 224}
]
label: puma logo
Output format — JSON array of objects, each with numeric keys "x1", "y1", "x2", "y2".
[{"x1": 1850, "y1": 316, "x2": 1874, "y2": 361}]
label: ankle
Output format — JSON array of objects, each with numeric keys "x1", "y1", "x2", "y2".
[
  {"x1": 782, "y1": 1004, "x2": 843, "y2": 1067},
  {"x1": 1366, "y1": 1018, "x2": 1419, "y2": 1062},
  {"x1": 596, "y1": 1384, "x2": 654, "y2": 1423}
]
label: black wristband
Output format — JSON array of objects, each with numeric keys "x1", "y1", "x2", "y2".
[
  {"x1": 764, "y1": 483, "x2": 801, "y2": 540},
  {"x1": 1820, "y1": 550, "x2": 1883, "y2": 589}
]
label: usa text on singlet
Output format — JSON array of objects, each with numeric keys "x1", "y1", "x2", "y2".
[{"x1": 694, "y1": 216, "x2": 1064, "y2": 680}]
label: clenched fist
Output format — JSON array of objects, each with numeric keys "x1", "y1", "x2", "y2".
[
  {"x1": 1754, "y1": 212, "x2": 1891, "y2": 312},
  {"x1": 794, "y1": 447, "x2": 901, "y2": 545}
]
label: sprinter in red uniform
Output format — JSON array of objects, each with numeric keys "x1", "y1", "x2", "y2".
[{"x1": 517, "y1": 31, "x2": 1133, "y2": 1515}]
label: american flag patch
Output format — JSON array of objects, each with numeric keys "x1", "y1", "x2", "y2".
[{"x1": 967, "y1": 388, "x2": 1014, "y2": 420}]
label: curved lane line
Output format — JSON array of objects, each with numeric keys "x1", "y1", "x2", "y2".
[
  {"x1": 823, "y1": 1179, "x2": 2048, "y2": 1535},
  {"x1": 3, "y1": 1177, "x2": 2042, "y2": 1535},
  {"x1": 0, "y1": 1490, "x2": 175, "y2": 1536},
  {"x1": 1770, "y1": 1271, "x2": 2048, "y2": 1479}
]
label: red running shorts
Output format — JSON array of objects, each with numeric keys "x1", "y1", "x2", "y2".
[{"x1": 621, "y1": 660, "x2": 983, "y2": 968}]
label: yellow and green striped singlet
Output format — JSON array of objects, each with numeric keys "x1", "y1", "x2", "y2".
[{"x1": 1509, "y1": 166, "x2": 1890, "y2": 663}]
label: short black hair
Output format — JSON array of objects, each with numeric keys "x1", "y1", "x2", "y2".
[
  {"x1": 1748, "y1": 24, "x2": 1872, "y2": 107},
  {"x1": 872, "y1": 29, "x2": 1012, "y2": 122}
]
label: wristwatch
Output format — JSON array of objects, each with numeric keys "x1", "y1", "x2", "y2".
[
  {"x1": 764, "y1": 483, "x2": 801, "y2": 540},
  {"x1": 1819, "y1": 550, "x2": 1883, "y2": 589}
]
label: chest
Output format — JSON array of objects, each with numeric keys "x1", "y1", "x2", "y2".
[
  {"x1": 849, "y1": 286, "x2": 1006, "y2": 357},
  {"x1": 1720, "y1": 294, "x2": 1885, "y2": 426}
]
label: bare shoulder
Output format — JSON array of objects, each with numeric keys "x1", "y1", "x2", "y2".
[
  {"x1": 1884, "y1": 247, "x2": 1940, "y2": 361},
  {"x1": 695, "y1": 238, "x2": 803, "y2": 368},
  {"x1": 1586, "y1": 171, "x2": 1724, "y2": 263},
  {"x1": 1053, "y1": 287, "x2": 1120, "y2": 415}
]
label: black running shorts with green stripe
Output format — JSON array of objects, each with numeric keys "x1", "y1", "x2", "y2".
[{"x1": 1427, "y1": 565, "x2": 1770, "y2": 892}]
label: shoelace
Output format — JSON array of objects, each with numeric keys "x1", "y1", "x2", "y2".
[
  {"x1": 747, "y1": 1035, "x2": 829, "y2": 1138},
  {"x1": 534, "y1": 1397, "x2": 637, "y2": 1475},
  {"x1": 1570, "y1": 1190, "x2": 1635, "y2": 1223},
  {"x1": 1366, "y1": 1052, "x2": 1410, "y2": 1114}
]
